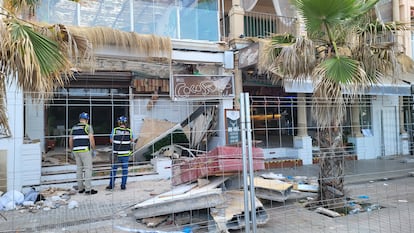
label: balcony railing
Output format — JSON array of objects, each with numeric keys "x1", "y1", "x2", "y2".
[
  {"x1": 244, "y1": 12, "x2": 297, "y2": 38},
  {"x1": 223, "y1": 12, "x2": 297, "y2": 39}
]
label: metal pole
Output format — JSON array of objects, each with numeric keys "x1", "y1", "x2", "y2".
[
  {"x1": 130, "y1": 0, "x2": 134, "y2": 32},
  {"x1": 240, "y1": 92, "x2": 251, "y2": 233},
  {"x1": 245, "y1": 93, "x2": 257, "y2": 232},
  {"x1": 76, "y1": 2, "x2": 80, "y2": 26}
]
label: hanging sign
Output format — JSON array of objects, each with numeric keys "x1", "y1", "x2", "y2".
[
  {"x1": 171, "y1": 75, "x2": 234, "y2": 101},
  {"x1": 225, "y1": 109, "x2": 241, "y2": 145}
]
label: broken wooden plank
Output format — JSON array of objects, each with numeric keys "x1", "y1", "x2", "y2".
[
  {"x1": 132, "y1": 118, "x2": 182, "y2": 160},
  {"x1": 315, "y1": 207, "x2": 341, "y2": 217},
  {"x1": 253, "y1": 177, "x2": 292, "y2": 193}
]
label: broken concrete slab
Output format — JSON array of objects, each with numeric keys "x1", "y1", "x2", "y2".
[
  {"x1": 132, "y1": 177, "x2": 227, "y2": 219},
  {"x1": 210, "y1": 190, "x2": 268, "y2": 232},
  {"x1": 253, "y1": 177, "x2": 293, "y2": 202}
]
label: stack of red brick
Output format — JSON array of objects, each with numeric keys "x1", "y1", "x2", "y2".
[{"x1": 172, "y1": 146, "x2": 265, "y2": 185}]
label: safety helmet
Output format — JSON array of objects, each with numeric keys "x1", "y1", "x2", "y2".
[
  {"x1": 118, "y1": 116, "x2": 128, "y2": 124},
  {"x1": 79, "y1": 112, "x2": 89, "y2": 120}
]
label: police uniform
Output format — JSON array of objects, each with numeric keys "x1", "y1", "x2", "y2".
[
  {"x1": 70, "y1": 122, "x2": 95, "y2": 193},
  {"x1": 108, "y1": 126, "x2": 133, "y2": 190}
]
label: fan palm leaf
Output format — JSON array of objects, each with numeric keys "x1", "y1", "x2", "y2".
[
  {"x1": 261, "y1": 36, "x2": 316, "y2": 82},
  {"x1": 0, "y1": 8, "x2": 74, "y2": 135},
  {"x1": 293, "y1": 0, "x2": 378, "y2": 44},
  {"x1": 1, "y1": 18, "x2": 72, "y2": 96},
  {"x1": 312, "y1": 56, "x2": 367, "y2": 128}
]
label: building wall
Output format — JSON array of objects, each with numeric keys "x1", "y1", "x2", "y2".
[
  {"x1": 372, "y1": 95, "x2": 400, "y2": 157},
  {"x1": 0, "y1": 83, "x2": 24, "y2": 191}
]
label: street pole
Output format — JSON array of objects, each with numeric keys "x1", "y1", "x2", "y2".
[
  {"x1": 240, "y1": 92, "x2": 251, "y2": 233},
  {"x1": 245, "y1": 92, "x2": 257, "y2": 232},
  {"x1": 240, "y1": 92, "x2": 256, "y2": 232}
]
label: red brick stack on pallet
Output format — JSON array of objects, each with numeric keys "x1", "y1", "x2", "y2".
[{"x1": 172, "y1": 146, "x2": 265, "y2": 185}]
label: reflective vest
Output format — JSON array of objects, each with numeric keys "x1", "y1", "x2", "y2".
[
  {"x1": 71, "y1": 123, "x2": 90, "y2": 152},
  {"x1": 112, "y1": 127, "x2": 132, "y2": 156}
]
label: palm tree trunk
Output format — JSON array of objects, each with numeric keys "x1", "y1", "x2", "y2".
[{"x1": 316, "y1": 128, "x2": 346, "y2": 209}]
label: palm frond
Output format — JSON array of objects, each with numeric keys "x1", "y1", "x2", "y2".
[
  {"x1": 261, "y1": 36, "x2": 316, "y2": 79},
  {"x1": 0, "y1": 18, "x2": 72, "y2": 98},
  {"x1": 397, "y1": 53, "x2": 414, "y2": 73},
  {"x1": 0, "y1": 77, "x2": 10, "y2": 137},
  {"x1": 316, "y1": 56, "x2": 366, "y2": 84},
  {"x1": 311, "y1": 76, "x2": 346, "y2": 129},
  {"x1": 47, "y1": 24, "x2": 93, "y2": 69},
  {"x1": 293, "y1": 0, "x2": 379, "y2": 36},
  {"x1": 3, "y1": 0, "x2": 39, "y2": 14},
  {"x1": 312, "y1": 57, "x2": 367, "y2": 129}
]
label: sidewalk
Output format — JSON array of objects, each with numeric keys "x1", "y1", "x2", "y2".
[
  {"x1": 268, "y1": 155, "x2": 414, "y2": 184},
  {"x1": 1, "y1": 156, "x2": 414, "y2": 233}
]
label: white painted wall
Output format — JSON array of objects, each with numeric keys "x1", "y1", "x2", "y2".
[
  {"x1": 21, "y1": 143, "x2": 42, "y2": 186},
  {"x1": 371, "y1": 95, "x2": 400, "y2": 157},
  {"x1": 0, "y1": 83, "x2": 24, "y2": 191}
]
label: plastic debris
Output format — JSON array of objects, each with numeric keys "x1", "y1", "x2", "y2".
[
  {"x1": 68, "y1": 200, "x2": 79, "y2": 209},
  {"x1": 0, "y1": 190, "x2": 24, "y2": 211}
]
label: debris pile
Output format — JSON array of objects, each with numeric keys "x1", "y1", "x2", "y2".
[
  {"x1": 0, "y1": 187, "x2": 77, "y2": 213},
  {"x1": 131, "y1": 177, "x2": 269, "y2": 232}
]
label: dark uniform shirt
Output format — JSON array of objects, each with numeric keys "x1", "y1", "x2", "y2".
[
  {"x1": 111, "y1": 127, "x2": 133, "y2": 156},
  {"x1": 71, "y1": 123, "x2": 91, "y2": 152}
]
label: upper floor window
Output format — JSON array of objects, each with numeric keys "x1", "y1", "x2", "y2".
[{"x1": 36, "y1": 0, "x2": 219, "y2": 41}]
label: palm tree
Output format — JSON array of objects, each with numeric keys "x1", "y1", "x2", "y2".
[
  {"x1": 260, "y1": 0, "x2": 414, "y2": 208},
  {"x1": 0, "y1": 0, "x2": 171, "y2": 137},
  {"x1": 0, "y1": 0, "x2": 77, "y2": 136}
]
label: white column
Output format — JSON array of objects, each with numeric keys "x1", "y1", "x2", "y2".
[
  {"x1": 228, "y1": 0, "x2": 244, "y2": 40},
  {"x1": 293, "y1": 93, "x2": 312, "y2": 165},
  {"x1": 351, "y1": 104, "x2": 363, "y2": 137},
  {"x1": 296, "y1": 93, "x2": 308, "y2": 137}
]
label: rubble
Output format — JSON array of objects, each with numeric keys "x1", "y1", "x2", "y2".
[
  {"x1": 253, "y1": 177, "x2": 293, "y2": 202},
  {"x1": 0, "y1": 186, "x2": 76, "y2": 212},
  {"x1": 132, "y1": 177, "x2": 227, "y2": 219},
  {"x1": 210, "y1": 190, "x2": 269, "y2": 232}
]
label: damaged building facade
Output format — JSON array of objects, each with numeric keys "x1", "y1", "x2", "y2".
[{"x1": 2, "y1": 0, "x2": 414, "y2": 193}]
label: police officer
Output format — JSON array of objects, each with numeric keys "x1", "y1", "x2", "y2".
[
  {"x1": 106, "y1": 116, "x2": 135, "y2": 190},
  {"x1": 69, "y1": 112, "x2": 98, "y2": 195}
]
